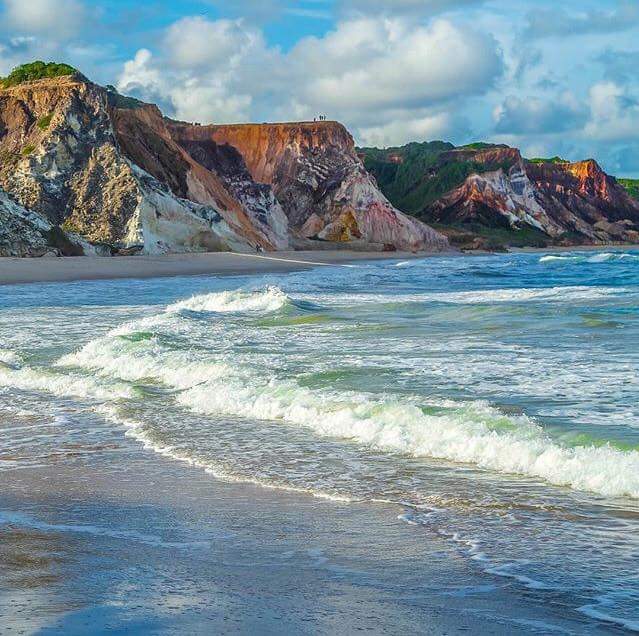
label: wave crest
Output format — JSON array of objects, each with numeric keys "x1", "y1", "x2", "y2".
[
  {"x1": 0, "y1": 349, "x2": 22, "y2": 368},
  {"x1": 168, "y1": 286, "x2": 290, "y2": 314},
  {"x1": 54, "y1": 320, "x2": 639, "y2": 500},
  {"x1": 540, "y1": 252, "x2": 639, "y2": 265}
]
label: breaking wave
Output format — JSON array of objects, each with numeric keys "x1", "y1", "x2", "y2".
[
  {"x1": 167, "y1": 286, "x2": 291, "y2": 314},
  {"x1": 0, "y1": 362, "x2": 135, "y2": 400},
  {"x1": 41, "y1": 294, "x2": 639, "y2": 500},
  {"x1": 0, "y1": 348, "x2": 22, "y2": 368},
  {"x1": 324, "y1": 285, "x2": 626, "y2": 307},
  {"x1": 540, "y1": 252, "x2": 639, "y2": 265}
]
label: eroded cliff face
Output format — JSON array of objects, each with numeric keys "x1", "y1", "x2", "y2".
[
  {"x1": 0, "y1": 75, "x2": 445, "y2": 256},
  {"x1": 203, "y1": 122, "x2": 449, "y2": 251},
  {"x1": 0, "y1": 187, "x2": 58, "y2": 256},
  {"x1": 0, "y1": 187, "x2": 93, "y2": 257},
  {"x1": 0, "y1": 76, "x2": 264, "y2": 254},
  {"x1": 429, "y1": 149, "x2": 639, "y2": 246},
  {"x1": 110, "y1": 103, "x2": 289, "y2": 250}
]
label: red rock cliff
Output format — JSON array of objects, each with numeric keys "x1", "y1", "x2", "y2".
[{"x1": 190, "y1": 121, "x2": 449, "y2": 251}]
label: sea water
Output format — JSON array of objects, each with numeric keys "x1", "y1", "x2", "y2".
[{"x1": 1, "y1": 250, "x2": 639, "y2": 631}]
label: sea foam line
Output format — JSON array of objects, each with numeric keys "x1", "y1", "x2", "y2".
[
  {"x1": 540, "y1": 252, "x2": 639, "y2": 264},
  {"x1": 50, "y1": 293, "x2": 639, "y2": 500},
  {"x1": 100, "y1": 405, "x2": 353, "y2": 504},
  {"x1": 5, "y1": 286, "x2": 639, "y2": 500},
  {"x1": 0, "y1": 510, "x2": 211, "y2": 549}
]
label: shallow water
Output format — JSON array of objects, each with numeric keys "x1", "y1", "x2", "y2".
[{"x1": 2, "y1": 250, "x2": 639, "y2": 631}]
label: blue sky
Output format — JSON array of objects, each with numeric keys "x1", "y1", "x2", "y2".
[{"x1": 1, "y1": 0, "x2": 639, "y2": 177}]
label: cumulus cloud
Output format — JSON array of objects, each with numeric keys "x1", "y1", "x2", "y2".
[
  {"x1": 2, "y1": 0, "x2": 86, "y2": 38},
  {"x1": 118, "y1": 48, "x2": 254, "y2": 123},
  {"x1": 290, "y1": 18, "x2": 502, "y2": 114},
  {"x1": 117, "y1": 49, "x2": 165, "y2": 103},
  {"x1": 117, "y1": 16, "x2": 282, "y2": 123},
  {"x1": 164, "y1": 17, "x2": 258, "y2": 69},
  {"x1": 493, "y1": 93, "x2": 586, "y2": 135},
  {"x1": 117, "y1": 14, "x2": 502, "y2": 140},
  {"x1": 355, "y1": 111, "x2": 468, "y2": 148}
]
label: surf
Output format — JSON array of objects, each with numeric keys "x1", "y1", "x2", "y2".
[{"x1": 25, "y1": 287, "x2": 638, "y2": 500}]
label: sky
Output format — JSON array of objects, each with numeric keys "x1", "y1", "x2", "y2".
[{"x1": 1, "y1": 0, "x2": 638, "y2": 177}]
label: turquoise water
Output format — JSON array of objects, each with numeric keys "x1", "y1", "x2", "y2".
[{"x1": 1, "y1": 250, "x2": 639, "y2": 631}]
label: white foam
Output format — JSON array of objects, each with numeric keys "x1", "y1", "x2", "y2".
[
  {"x1": 539, "y1": 255, "x2": 581, "y2": 263},
  {"x1": 578, "y1": 592, "x2": 639, "y2": 632},
  {"x1": 316, "y1": 285, "x2": 627, "y2": 306},
  {"x1": 101, "y1": 405, "x2": 352, "y2": 503},
  {"x1": 0, "y1": 364, "x2": 134, "y2": 400},
  {"x1": 0, "y1": 349, "x2": 22, "y2": 368},
  {"x1": 540, "y1": 252, "x2": 639, "y2": 265},
  {"x1": 57, "y1": 308, "x2": 639, "y2": 500},
  {"x1": 167, "y1": 286, "x2": 290, "y2": 314},
  {"x1": 0, "y1": 510, "x2": 210, "y2": 549},
  {"x1": 428, "y1": 286, "x2": 623, "y2": 304},
  {"x1": 9, "y1": 285, "x2": 638, "y2": 501},
  {"x1": 180, "y1": 388, "x2": 639, "y2": 499}
]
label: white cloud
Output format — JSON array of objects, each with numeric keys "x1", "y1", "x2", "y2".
[
  {"x1": 356, "y1": 111, "x2": 463, "y2": 148},
  {"x1": 117, "y1": 14, "x2": 502, "y2": 135},
  {"x1": 584, "y1": 82, "x2": 639, "y2": 142},
  {"x1": 164, "y1": 17, "x2": 257, "y2": 69},
  {"x1": 171, "y1": 81, "x2": 253, "y2": 124},
  {"x1": 118, "y1": 49, "x2": 164, "y2": 100},
  {"x1": 300, "y1": 17, "x2": 501, "y2": 128},
  {"x1": 3, "y1": 0, "x2": 86, "y2": 38},
  {"x1": 117, "y1": 24, "x2": 263, "y2": 124},
  {"x1": 290, "y1": 18, "x2": 502, "y2": 114}
]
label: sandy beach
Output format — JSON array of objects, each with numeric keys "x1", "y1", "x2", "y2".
[
  {"x1": 2, "y1": 244, "x2": 637, "y2": 287},
  {"x1": 0, "y1": 250, "x2": 426, "y2": 286},
  {"x1": 0, "y1": 412, "x2": 590, "y2": 635},
  {"x1": 2, "y1": 248, "x2": 638, "y2": 633}
]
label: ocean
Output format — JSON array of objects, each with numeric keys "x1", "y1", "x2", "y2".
[{"x1": 1, "y1": 250, "x2": 639, "y2": 632}]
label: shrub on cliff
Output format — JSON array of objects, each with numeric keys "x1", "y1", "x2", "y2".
[
  {"x1": 360, "y1": 141, "x2": 516, "y2": 215},
  {"x1": 0, "y1": 61, "x2": 77, "y2": 88},
  {"x1": 619, "y1": 178, "x2": 639, "y2": 201},
  {"x1": 527, "y1": 156, "x2": 568, "y2": 165}
]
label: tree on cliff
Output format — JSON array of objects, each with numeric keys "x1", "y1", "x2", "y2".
[{"x1": 0, "y1": 61, "x2": 78, "y2": 89}]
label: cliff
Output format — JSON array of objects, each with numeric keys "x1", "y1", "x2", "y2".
[
  {"x1": 179, "y1": 122, "x2": 447, "y2": 251},
  {"x1": 360, "y1": 143, "x2": 639, "y2": 249},
  {"x1": 0, "y1": 67, "x2": 447, "y2": 256}
]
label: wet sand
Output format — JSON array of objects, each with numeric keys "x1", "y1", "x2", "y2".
[{"x1": 0, "y1": 428, "x2": 593, "y2": 635}]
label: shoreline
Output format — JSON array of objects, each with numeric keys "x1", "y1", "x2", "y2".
[
  {"x1": 1, "y1": 242, "x2": 633, "y2": 633},
  {"x1": 0, "y1": 415, "x2": 590, "y2": 635},
  {"x1": 1, "y1": 243, "x2": 637, "y2": 287},
  {"x1": 0, "y1": 250, "x2": 427, "y2": 286},
  {"x1": 508, "y1": 243, "x2": 639, "y2": 254}
]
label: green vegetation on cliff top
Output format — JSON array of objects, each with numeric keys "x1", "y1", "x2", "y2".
[
  {"x1": 0, "y1": 61, "x2": 78, "y2": 88},
  {"x1": 527, "y1": 156, "x2": 569, "y2": 164},
  {"x1": 620, "y1": 178, "x2": 639, "y2": 200},
  {"x1": 460, "y1": 142, "x2": 508, "y2": 150},
  {"x1": 358, "y1": 141, "x2": 517, "y2": 215}
]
